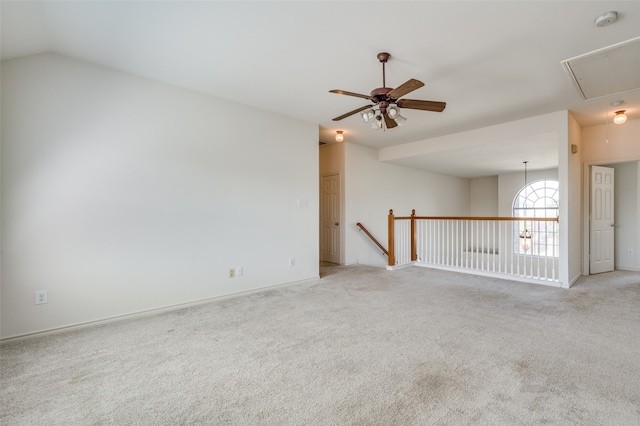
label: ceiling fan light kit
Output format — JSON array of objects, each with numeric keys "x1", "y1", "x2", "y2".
[
  {"x1": 387, "y1": 105, "x2": 399, "y2": 118},
  {"x1": 361, "y1": 109, "x2": 375, "y2": 123},
  {"x1": 330, "y1": 52, "x2": 446, "y2": 131}
]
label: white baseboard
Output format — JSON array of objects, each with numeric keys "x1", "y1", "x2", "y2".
[
  {"x1": 0, "y1": 277, "x2": 320, "y2": 344},
  {"x1": 615, "y1": 266, "x2": 640, "y2": 272},
  {"x1": 568, "y1": 273, "x2": 582, "y2": 288},
  {"x1": 386, "y1": 262, "x2": 415, "y2": 271}
]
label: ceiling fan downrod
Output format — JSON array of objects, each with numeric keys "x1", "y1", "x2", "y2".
[{"x1": 377, "y1": 52, "x2": 390, "y2": 88}]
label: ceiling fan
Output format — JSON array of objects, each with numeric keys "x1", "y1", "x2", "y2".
[{"x1": 330, "y1": 52, "x2": 446, "y2": 129}]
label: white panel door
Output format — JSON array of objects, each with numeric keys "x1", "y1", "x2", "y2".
[
  {"x1": 590, "y1": 165, "x2": 615, "y2": 274},
  {"x1": 320, "y1": 174, "x2": 340, "y2": 264}
]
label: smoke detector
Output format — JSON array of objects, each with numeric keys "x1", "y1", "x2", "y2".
[{"x1": 595, "y1": 11, "x2": 617, "y2": 27}]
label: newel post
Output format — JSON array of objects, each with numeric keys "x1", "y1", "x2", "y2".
[
  {"x1": 388, "y1": 209, "x2": 395, "y2": 267},
  {"x1": 411, "y1": 209, "x2": 417, "y2": 262}
]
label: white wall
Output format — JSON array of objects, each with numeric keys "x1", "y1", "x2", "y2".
[
  {"x1": 1, "y1": 54, "x2": 319, "y2": 339},
  {"x1": 470, "y1": 176, "x2": 498, "y2": 217},
  {"x1": 602, "y1": 162, "x2": 639, "y2": 271},
  {"x1": 344, "y1": 142, "x2": 470, "y2": 267},
  {"x1": 581, "y1": 119, "x2": 640, "y2": 164},
  {"x1": 558, "y1": 113, "x2": 584, "y2": 287},
  {"x1": 567, "y1": 113, "x2": 583, "y2": 285}
]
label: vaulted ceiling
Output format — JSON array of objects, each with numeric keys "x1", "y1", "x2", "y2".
[{"x1": 2, "y1": 1, "x2": 639, "y2": 178}]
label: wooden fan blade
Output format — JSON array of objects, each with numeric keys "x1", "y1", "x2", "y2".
[
  {"x1": 387, "y1": 79, "x2": 424, "y2": 99},
  {"x1": 332, "y1": 104, "x2": 372, "y2": 121},
  {"x1": 383, "y1": 113, "x2": 398, "y2": 129},
  {"x1": 397, "y1": 98, "x2": 446, "y2": 112},
  {"x1": 329, "y1": 90, "x2": 372, "y2": 100}
]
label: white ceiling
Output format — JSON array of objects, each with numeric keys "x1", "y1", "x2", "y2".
[{"x1": 2, "y1": 1, "x2": 640, "y2": 178}]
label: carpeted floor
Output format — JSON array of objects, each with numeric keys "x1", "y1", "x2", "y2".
[{"x1": 1, "y1": 264, "x2": 639, "y2": 425}]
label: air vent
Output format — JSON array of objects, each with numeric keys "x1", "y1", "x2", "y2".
[{"x1": 561, "y1": 37, "x2": 640, "y2": 100}]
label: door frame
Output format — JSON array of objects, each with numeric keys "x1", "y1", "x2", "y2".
[{"x1": 588, "y1": 165, "x2": 615, "y2": 274}]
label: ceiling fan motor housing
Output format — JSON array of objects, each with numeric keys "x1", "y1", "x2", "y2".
[{"x1": 371, "y1": 87, "x2": 393, "y2": 113}]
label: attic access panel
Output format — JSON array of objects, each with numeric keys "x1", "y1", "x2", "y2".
[{"x1": 562, "y1": 36, "x2": 640, "y2": 100}]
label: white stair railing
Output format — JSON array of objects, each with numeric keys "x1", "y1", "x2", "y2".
[{"x1": 387, "y1": 210, "x2": 559, "y2": 285}]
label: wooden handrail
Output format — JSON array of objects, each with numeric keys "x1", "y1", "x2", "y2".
[
  {"x1": 413, "y1": 216, "x2": 559, "y2": 222},
  {"x1": 356, "y1": 222, "x2": 389, "y2": 256}
]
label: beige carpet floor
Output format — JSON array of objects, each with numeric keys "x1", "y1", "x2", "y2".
[{"x1": 1, "y1": 264, "x2": 639, "y2": 425}]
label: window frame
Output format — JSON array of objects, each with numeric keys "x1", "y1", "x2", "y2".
[{"x1": 512, "y1": 179, "x2": 559, "y2": 257}]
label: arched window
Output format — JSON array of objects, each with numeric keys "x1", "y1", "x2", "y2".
[{"x1": 512, "y1": 180, "x2": 559, "y2": 256}]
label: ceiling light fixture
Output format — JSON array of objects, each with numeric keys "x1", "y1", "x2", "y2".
[
  {"x1": 335, "y1": 130, "x2": 344, "y2": 142},
  {"x1": 613, "y1": 110, "x2": 627, "y2": 124}
]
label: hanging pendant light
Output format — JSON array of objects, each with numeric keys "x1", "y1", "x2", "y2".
[
  {"x1": 519, "y1": 161, "x2": 532, "y2": 252},
  {"x1": 520, "y1": 228, "x2": 532, "y2": 251}
]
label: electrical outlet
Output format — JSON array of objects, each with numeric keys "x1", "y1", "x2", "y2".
[
  {"x1": 228, "y1": 268, "x2": 235, "y2": 278},
  {"x1": 288, "y1": 258, "x2": 295, "y2": 267},
  {"x1": 35, "y1": 291, "x2": 48, "y2": 305},
  {"x1": 236, "y1": 267, "x2": 243, "y2": 277}
]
